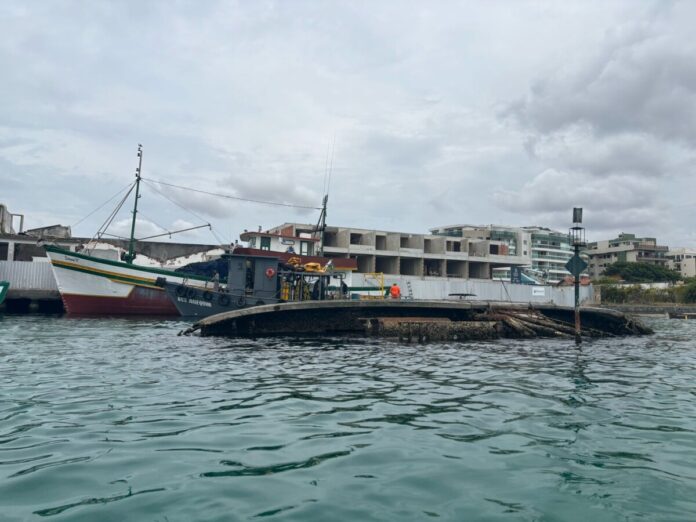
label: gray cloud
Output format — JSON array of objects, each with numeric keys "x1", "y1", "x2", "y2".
[
  {"x1": 524, "y1": 126, "x2": 691, "y2": 178},
  {"x1": 494, "y1": 169, "x2": 657, "y2": 213},
  {"x1": 497, "y1": 1, "x2": 696, "y2": 242},
  {"x1": 506, "y1": 3, "x2": 696, "y2": 144},
  {"x1": 1, "y1": 0, "x2": 693, "y2": 247}
]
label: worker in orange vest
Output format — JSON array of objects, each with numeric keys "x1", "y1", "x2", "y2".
[{"x1": 389, "y1": 283, "x2": 401, "y2": 299}]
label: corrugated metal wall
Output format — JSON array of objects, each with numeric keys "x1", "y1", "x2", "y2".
[
  {"x1": 0, "y1": 261, "x2": 58, "y2": 290},
  {"x1": 348, "y1": 273, "x2": 594, "y2": 307}
]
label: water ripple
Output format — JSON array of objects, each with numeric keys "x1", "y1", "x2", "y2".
[
  {"x1": 34, "y1": 487, "x2": 166, "y2": 517},
  {"x1": 1, "y1": 315, "x2": 695, "y2": 520},
  {"x1": 203, "y1": 450, "x2": 353, "y2": 477}
]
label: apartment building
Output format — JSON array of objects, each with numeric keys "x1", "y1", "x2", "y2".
[
  {"x1": 523, "y1": 227, "x2": 575, "y2": 283},
  {"x1": 585, "y1": 233, "x2": 669, "y2": 278},
  {"x1": 667, "y1": 248, "x2": 696, "y2": 278},
  {"x1": 430, "y1": 224, "x2": 575, "y2": 283},
  {"x1": 254, "y1": 223, "x2": 530, "y2": 280}
]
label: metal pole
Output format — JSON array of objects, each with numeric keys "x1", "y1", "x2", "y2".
[
  {"x1": 574, "y1": 243, "x2": 581, "y2": 345},
  {"x1": 319, "y1": 194, "x2": 328, "y2": 257},
  {"x1": 125, "y1": 145, "x2": 143, "y2": 264}
]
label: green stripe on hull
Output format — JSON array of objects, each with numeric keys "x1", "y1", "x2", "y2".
[
  {"x1": 44, "y1": 245, "x2": 210, "y2": 282},
  {"x1": 53, "y1": 261, "x2": 163, "y2": 289}
]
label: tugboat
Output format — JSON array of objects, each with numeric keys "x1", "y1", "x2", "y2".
[{"x1": 158, "y1": 253, "x2": 347, "y2": 317}]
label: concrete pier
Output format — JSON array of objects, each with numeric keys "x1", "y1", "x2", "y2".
[{"x1": 184, "y1": 299, "x2": 652, "y2": 339}]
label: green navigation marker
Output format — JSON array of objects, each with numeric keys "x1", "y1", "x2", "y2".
[{"x1": 565, "y1": 254, "x2": 588, "y2": 277}]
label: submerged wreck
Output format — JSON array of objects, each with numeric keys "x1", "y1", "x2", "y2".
[{"x1": 181, "y1": 300, "x2": 652, "y2": 341}]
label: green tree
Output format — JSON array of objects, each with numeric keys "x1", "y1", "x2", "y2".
[
  {"x1": 681, "y1": 281, "x2": 696, "y2": 303},
  {"x1": 602, "y1": 262, "x2": 680, "y2": 283}
]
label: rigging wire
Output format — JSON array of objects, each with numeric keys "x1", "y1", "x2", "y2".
[
  {"x1": 322, "y1": 141, "x2": 331, "y2": 197},
  {"x1": 326, "y1": 135, "x2": 336, "y2": 197},
  {"x1": 142, "y1": 179, "x2": 228, "y2": 245},
  {"x1": 142, "y1": 177, "x2": 322, "y2": 210},
  {"x1": 96, "y1": 184, "x2": 135, "y2": 238},
  {"x1": 136, "y1": 210, "x2": 173, "y2": 237},
  {"x1": 84, "y1": 183, "x2": 136, "y2": 253},
  {"x1": 71, "y1": 181, "x2": 135, "y2": 228}
]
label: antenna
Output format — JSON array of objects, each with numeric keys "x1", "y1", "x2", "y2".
[{"x1": 326, "y1": 135, "x2": 336, "y2": 196}]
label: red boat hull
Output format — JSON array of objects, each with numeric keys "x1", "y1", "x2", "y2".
[{"x1": 61, "y1": 286, "x2": 179, "y2": 316}]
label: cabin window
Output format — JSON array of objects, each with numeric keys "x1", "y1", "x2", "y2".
[
  {"x1": 249, "y1": 237, "x2": 256, "y2": 248},
  {"x1": 300, "y1": 241, "x2": 311, "y2": 255},
  {"x1": 260, "y1": 237, "x2": 271, "y2": 251}
]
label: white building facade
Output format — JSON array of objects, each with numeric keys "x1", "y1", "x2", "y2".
[
  {"x1": 430, "y1": 224, "x2": 575, "y2": 284},
  {"x1": 667, "y1": 248, "x2": 696, "y2": 279},
  {"x1": 585, "y1": 233, "x2": 669, "y2": 278}
]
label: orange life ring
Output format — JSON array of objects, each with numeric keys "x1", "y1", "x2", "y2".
[{"x1": 265, "y1": 267, "x2": 276, "y2": 278}]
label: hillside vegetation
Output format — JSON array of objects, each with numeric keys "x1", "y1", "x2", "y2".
[{"x1": 597, "y1": 262, "x2": 696, "y2": 304}]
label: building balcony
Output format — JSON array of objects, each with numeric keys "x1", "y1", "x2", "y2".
[
  {"x1": 532, "y1": 252, "x2": 572, "y2": 261},
  {"x1": 399, "y1": 247, "x2": 424, "y2": 257},
  {"x1": 323, "y1": 246, "x2": 349, "y2": 254},
  {"x1": 531, "y1": 241, "x2": 572, "y2": 251}
]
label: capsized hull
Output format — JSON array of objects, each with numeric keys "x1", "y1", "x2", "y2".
[{"x1": 45, "y1": 245, "x2": 211, "y2": 316}]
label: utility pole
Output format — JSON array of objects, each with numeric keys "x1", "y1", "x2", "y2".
[
  {"x1": 567, "y1": 208, "x2": 588, "y2": 345},
  {"x1": 124, "y1": 145, "x2": 143, "y2": 264}
]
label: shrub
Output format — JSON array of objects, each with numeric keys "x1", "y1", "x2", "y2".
[
  {"x1": 681, "y1": 282, "x2": 696, "y2": 303},
  {"x1": 600, "y1": 285, "x2": 677, "y2": 304},
  {"x1": 602, "y1": 262, "x2": 680, "y2": 283}
]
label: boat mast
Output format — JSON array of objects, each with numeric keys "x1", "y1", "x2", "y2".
[
  {"x1": 124, "y1": 144, "x2": 143, "y2": 264},
  {"x1": 318, "y1": 194, "x2": 328, "y2": 256}
]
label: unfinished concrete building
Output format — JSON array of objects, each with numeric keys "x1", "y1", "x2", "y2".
[{"x1": 265, "y1": 223, "x2": 529, "y2": 280}]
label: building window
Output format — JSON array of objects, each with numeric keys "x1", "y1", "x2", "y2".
[{"x1": 260, "y1": 237, "x2": 271, "y2": 251}]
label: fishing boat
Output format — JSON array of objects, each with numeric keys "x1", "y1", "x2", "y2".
[
  {"x1": 45, "y1": 146, "x2": 212, "y2": 315},
  {"x1": 0, "y1": 281, "x2": 9, "y2": 306},
  {"x1": 159, "y1": 252, "x2": 347, "y2": 317},
  {"x1": 45, "y1": 245, "x2": 212, "y2": 315}
]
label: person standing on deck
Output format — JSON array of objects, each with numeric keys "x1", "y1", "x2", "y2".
[{"x1": 389, "y1": 283, "x2": 401, "y2": 299}]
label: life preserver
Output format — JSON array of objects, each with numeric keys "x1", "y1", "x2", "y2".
[
  {"x1": 265, "y1": 267, "x2": 276, "y2": 278},
  {"x1": 186, "y1": 288, "x2": 197, "y2": 299},
  {"x1": 202, "y1": 291, "x2": 213, "y2": 301},
  {"x1": 303, "y1": 262, "x2": 322, "y2": 272},
  {"x1": 175, "y1": 285, "x2": 187, "y2": 297},
  {"x1": 219, "y1": 294, "x2": 231, "y2": 307},
  {"x1": 236, "y1": 295, "x2": 246, "y2": 307}
]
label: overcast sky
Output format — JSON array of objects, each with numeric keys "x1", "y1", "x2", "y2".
[{"x1": 1, "y1": 0, "x2": 694, "y2": 246}]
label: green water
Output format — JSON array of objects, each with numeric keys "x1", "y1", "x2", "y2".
[{"x1": 1, "y1": 315, "x2": 695, "y2": 521}]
